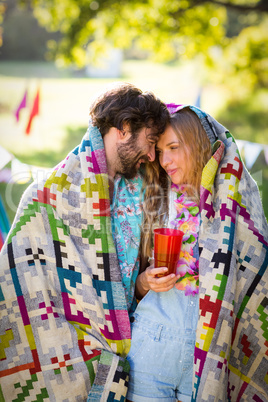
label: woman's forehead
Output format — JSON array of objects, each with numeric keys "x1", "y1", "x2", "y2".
[{"x1": 157, "y1": 125, "x2": 179, "y2": 145}]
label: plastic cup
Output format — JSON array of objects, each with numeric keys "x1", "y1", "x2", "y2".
[{"x1": 154, "y1": 228, "x2": 184, "y2": 276}]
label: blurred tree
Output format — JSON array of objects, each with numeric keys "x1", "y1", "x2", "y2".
[
  {"x1": 12, "y1": 2, "x2": 265, "y2": 58},
  {"x1": 0, "y1": 0, "x2": 59, "y2": 60},
  {"x1": 1, "y1": 0, "x2": 267, "y2": 91},
  {"x1": 205, "y1": 13, "x2": 268, "y2": 96}
]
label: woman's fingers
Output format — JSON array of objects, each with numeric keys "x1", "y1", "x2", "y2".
[
  {"x1": 136, "y1": 264, "x2": 181, "y2": 297},
  {"x1": 145, "y1": 267, "x2": 179, "y2": 292},
  {"x1": 147, "y1": 266, "x2": 168, "y2": 277}
]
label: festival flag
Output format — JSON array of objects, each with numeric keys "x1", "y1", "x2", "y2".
[
  {"x1": 0, "y1": 145, "x2": 13, "y2": 170},
  {"x1": 194, "y1": 88, "x2": 202, "y2": 108},
  {"x1": 14, "y1": 90, "x2": 27, "y2": 122},
  {"x1": 25, "y1": 88, "x2": 40, "y2": 135},
  {"x1": 244, "y1": 142, "x2": 262, "y2": 170},
  {"x1": 264, "y1": 147, "x2": 268, "y2": 165}
]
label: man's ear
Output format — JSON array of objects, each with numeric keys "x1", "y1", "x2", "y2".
[
  {"x1": 118, "y1": 123, "x2": 131, "y2": 141},
  {"x1": 107, "y1": 127, "x2": 123, "y2": 140},
  {"x1": 117, "y1": 128, "x2": 126, "y2": 140}
]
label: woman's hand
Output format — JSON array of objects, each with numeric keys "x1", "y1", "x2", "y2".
[{"x1": 135, "y1": 262, "x2": 179, "y2": 299}]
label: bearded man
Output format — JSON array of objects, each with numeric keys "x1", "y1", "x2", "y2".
[{"x1": 0, "y1": 83, "x2": 169, "y2": 401}]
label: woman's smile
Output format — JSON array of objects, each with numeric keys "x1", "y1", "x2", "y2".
[{"x1": 166, "y1": 168, "x2": 178, "y2": 176}]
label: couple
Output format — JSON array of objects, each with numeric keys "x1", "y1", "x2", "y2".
[{"x1": 0, "y1": 83, "x2": 267, "y2": 401}]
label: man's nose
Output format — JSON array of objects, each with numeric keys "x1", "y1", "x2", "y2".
[{"x1": 147, "y1": 146, "x2": 155, "y2": 162}]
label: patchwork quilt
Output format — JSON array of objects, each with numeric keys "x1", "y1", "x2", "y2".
[
  {"x1": 191, "y1": 107, "x2": 268, "y2": 401},
  {"x1": 0, "y1": 125, "x2": 131, "y2": 401}
]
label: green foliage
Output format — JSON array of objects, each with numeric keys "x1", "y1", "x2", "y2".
[
  {"x1": 31, "y1": 0, "x2": 227, "y2": 66},
  {"x1": 101, "y1": 1, "x2": 226, "y2": 63},
  {"x1": 208, "y1": 16, "x2": 268, "y2": 97},
  {"x1": 4, "y1": 0, "x2": 264, "y2": 98},
  {"x1": 1, "y1": 0, "x2": 266, "y2": 96},
  {"x1": 216, "y1": 90, "x2": 268, "y2": 144},
  {"x1": 29, "y1": 0, "x2": 119, "y2": 66},
  {"x1": 11, "y1": 1, "x2": 263, "y2": 62}
]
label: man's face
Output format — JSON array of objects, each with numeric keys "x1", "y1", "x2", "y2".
[{"x1": 117, "y1": 127, "x2": 158, "y2": 179}]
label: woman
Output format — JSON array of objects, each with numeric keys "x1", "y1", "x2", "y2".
[{"x1": 126, "y1": 105, "x2": 268, "y2": 401}]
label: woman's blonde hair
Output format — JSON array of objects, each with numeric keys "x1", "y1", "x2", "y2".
[{"x1": 141, "y1": 107, "x2": 212, "y2": 258}]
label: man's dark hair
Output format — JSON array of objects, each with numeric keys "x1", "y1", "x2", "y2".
[{"x1": 89, "y1": 82, "x2": 169, "y2": 139}]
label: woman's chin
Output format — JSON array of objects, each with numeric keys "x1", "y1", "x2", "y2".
[{"x1": 170, "y1": 177, "x2": 181, "y2": 185}]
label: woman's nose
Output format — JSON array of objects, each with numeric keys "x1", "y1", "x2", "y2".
[{"x1": 161, "y1": 151, "x2": 171, "y2": 168}]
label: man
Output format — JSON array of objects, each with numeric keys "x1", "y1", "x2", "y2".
[{"x1": 0, "y1": 83, "x2": 169, "y2": 401}]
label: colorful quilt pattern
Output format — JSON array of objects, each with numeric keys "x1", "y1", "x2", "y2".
[
  {"x1": 0, "y1": 125, "x2": 131, "y2": 401},
  {"x1": 191, "y1": 107, "x2": 268, "y2": 401}
]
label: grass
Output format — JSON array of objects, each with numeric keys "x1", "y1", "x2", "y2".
[{"x1": 0, "y1": 60, "x2": 267, "y2": 224}]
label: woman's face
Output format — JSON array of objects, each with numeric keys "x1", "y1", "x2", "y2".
[{"x1": 156, "y1": 124, "x2": 189, "y2": 185}]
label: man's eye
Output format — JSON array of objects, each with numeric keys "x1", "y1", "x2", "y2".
[{"x1": 148, "y1": 136, "x2": 158, "y2": 144}]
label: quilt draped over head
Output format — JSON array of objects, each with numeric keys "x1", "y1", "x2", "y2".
[
  {"x1": 188, "y1": 106, "x2": 268, "y2": 401},
  {"x1": 0, "y1": 124, "x2": 133, "y2": 401}
]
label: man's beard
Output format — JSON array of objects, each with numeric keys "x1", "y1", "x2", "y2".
[{"x1": 117, "y1": 138, "x2": 148, "y2": 179}]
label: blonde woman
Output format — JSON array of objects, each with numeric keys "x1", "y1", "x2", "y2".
[{"x1": 127, "y1": 105, "x2": 268, "y2": 402}]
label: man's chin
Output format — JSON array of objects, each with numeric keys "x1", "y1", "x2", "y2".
[
  {"x1": 120, "y1": 165, "x2": 139, "y2": 179},
  {"x1": 117, "y1": 159, "x2": 147, "y2": 179},
  {"x1": 123, "y1": 170, "x2": 138, "y2": 180}
]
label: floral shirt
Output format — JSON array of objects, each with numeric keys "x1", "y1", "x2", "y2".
[
  {"x1": 170, "y1": 185, "x2": 200, "y2": 295},
  {"x1": 111, "y1": 173, "x2": 143, "y2": 310}
]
